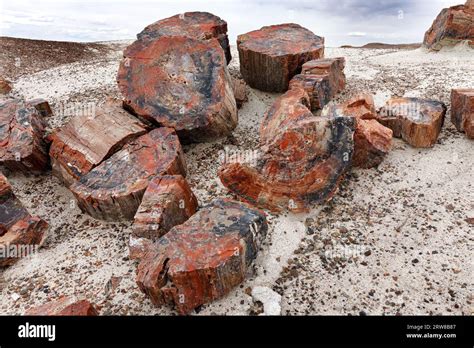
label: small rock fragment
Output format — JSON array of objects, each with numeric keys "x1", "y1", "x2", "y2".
[
  {"x1": 25, "y1": 296, "x2": 98, "y2": 316},
  {"x1": 251, "y1": 286, "x2": 282, "y2": 316},
  {"x1": 451, "y1": 89, "x2": 474, "y2": 139},
  {"x1": 232, "y1": 77, "x2": 248, "y2": 109},
  {"x1": 0, "y1": 77, "x2": 12, "y2": 95}
]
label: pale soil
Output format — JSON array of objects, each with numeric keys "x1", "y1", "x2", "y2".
[{"x1": 0, "y1": 39, "x2": 473, "y2": 315}]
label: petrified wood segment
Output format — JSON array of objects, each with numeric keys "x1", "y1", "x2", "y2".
[
  {"x1": 237, "y1": 24, "x2": 324, "y2": 92},
  {"x1": 0, "y1": 173, "x2": 48, "y2": 267},
  {"x1": 302, "y1": 57, "x2": 346, "y2": 94},
  {"x1": 118, "y1": 36, "x2": 237, "y2": 143},
  {"x1": 322, "y1": 94, "x2": 392, "y2": 168},
  {"x1": 423, "y1": 4, "x2": 474, "y2": 50},
  {"x1": 136, "y1": 12, "x2": 231, "y2": 64},
  {"x1": 377, "y1": 97, "x2": 447, "y2": 148},
  {"x1": 70, "y1": 128, "x2": 186, "y2": 221},
  {"x1": 289, "y1": 74, "x2": 331, "y2": 111},
  {"x1": 451, "y1": 89, "x2": 474, "y2": 139},
  {"x1": 27, "y1": 99, "x2": 53, "y2": 118},
  {"x1": 219, "y1": 87, "x2": 355, "y2": 212},
  {"x1": 232, "y1": 77, "x2": 248, "y2": 109},
  {"x1": 25, "y1": 296, "x2": 98, "y2": 316},
  {"x1": 136, "y1": 198, "x2": 267, "y2": 314},
  {"x1": 49, "y1": 98, "x2": 147, "y2": 186},
  {"x1": 133, "y1": 175, "x2": 198, "y2": 241},
  {"x1": 0, "y1": 99, "x2": 49, "y2": 173}
]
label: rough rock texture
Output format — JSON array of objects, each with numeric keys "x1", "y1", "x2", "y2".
[
  {"x1": 289, "y1": 74, "x2": 331, "y2": 111},
  {"x1": 133, "y1": 175, "x2": 198, "y2": 241},
  {"x1": 26, "y1": 99, "x2": 53, "y2": 118},
  {"x1": 219, "y1": 87, "x2": 355, "y2": 212},
  {"x1": 70, "y1": 128, "x2": 186, "y2": 221},
  {"x1": 118, "y1": 36, "x2": 237, "y2": 143},
  {"x1": 0, "y1": 77, "x2": 12, "y2": 94},
  {"x1": 322, "y1": 94, "x2": 392, "y2": 168},
  {"x1": 423, "y1": 4, "x2": 474, "y2": 51},
  {"x1": 302, "y1": 58, "x2": 346, "y2": 94},
  {"x1": 451, "y1": 89, "x2": 474, "y2": 139},
  {"x1": 49, "y1": 98, "x2": 147, "y2": 186},
  {"x1": 0, "y1": 173, "x2": 48, "y2": 267},
  {"x1": 25, "y1": 296, "x2": 98, "y2": 316},
  {"x1": 0, "y1": 99, "x2": 49, "y2": 173},
  {"x1": 377, "y1": 97, "x2": 447, "y2": 148},
  {"x1": 136, "y1": 198, "x2": 267, "y2": 314},
  {"x1": 237, "y1": 24, "x2": 324, "y2": 92},
  {"x1": 136, "y1": 12, "x2": 231, "y2": 64},
  {"x1": 232, "y1": 77, "x2": 248, "y2": 109}
]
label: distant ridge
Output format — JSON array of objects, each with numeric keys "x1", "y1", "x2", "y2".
[{"x1": 340, "y1": 42, "x2": 422, "y2": 49}]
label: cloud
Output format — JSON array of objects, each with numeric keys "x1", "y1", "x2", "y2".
[{"x1": 348, "y1": 32, "x2": 367, "y2": 37}]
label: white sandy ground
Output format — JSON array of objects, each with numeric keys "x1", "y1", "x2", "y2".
[{"x1": 0, "y1": 44, "x2": 473, "y2": 315}]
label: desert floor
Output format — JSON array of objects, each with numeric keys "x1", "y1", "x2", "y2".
[{"x1": 0, "y1": 38, "x2": 473, "y2": 315}]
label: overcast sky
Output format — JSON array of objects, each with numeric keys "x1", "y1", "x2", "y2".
[{"x1": 0, "y1": 0, "x2": 463, "y2": 46}]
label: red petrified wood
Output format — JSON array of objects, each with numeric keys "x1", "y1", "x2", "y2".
[
  {"x1": 0, "y1": 77, "x2": 12, "y2": 95},
  {"x1": 322, "y1": 94, "x2": 393, "y2": 168},
  {"x1": 25, "y1": 296, "x2": 98, "y2": 316},
  {"x1": 70, "y1": 128, "x2": 186, "y2": 221},
  {"x1": 136, "y1": 198, "x2": 267, "y2": 314},
  {"x1": 49, "y1": 98, "x2": 147, "y2": 186},
  {"x1": 451, "y1": 89, "x2": 474, "y2": 139},
  {"x1": 133, "y1": 175, "x2": 198, "y2": 241},
  {"x1": 219, "y1": 86, "x2": 355, "y2": 212},
  {"x1": 0, "y1": 99, "x2": 49, "y2": 173},
  {"x1": 423, "y1": 2, "x2": 474, "y2": 50},
  {"x1": 237, "y1": 24, "x2": 325, "y2": 92},
  {"x1": 377, "y1": 97, "x2": 447, "y2": 148},
  {"x1": 232, "y1": 77, "x2": 248, "y2": 109},
  {"x1": 0, "y1": 173, "x2": 48, "y2": 267},
  {"x1": 118, "y1": 35, "x2": 237, "y2": 143}
]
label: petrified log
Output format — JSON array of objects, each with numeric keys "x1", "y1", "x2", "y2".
[
  {"x1": 232, "y1": 77, "x2": 248, "y2": 109},
  {"x1": 70, "y1": 128, "x2": 186, "y2": 221},
  {"x1": 118, "y1": 36, "x2": 237, "y2": 143},
  {"x1": 136, "y1": 12, "x2": 231, "y2": 64},
  {"x1": 0, "y1": 99, "x2": 49, "y2": 173},
  {"x1": 289, "y1": 74, "x2": 331, "y2": 111},
  {"x1": 136, "y1": 198, "x2": 267, "y2": 314},
  {"x1": 302, "y1": 57, "x2": 346, "y2": 94},
  {"x1": 237, "y1": 24, "x2": 324, "y2": 92},
  {"x1": 377, "y1": 97, "x2": 447, "y2": 148},
  {"x1": 322, "y1": 94, "x2": 392, "y2": 168},
  {"x1": 219, "y1": 87, "x2": 355, "y2": 212},
  {"x1": 133, "y1": 175, "x2": 198, "y2": 241},
  {"x1": 0, "y1": 77, "x2": 12, "y2": 95},
  {"x1": 49, "y1": 98, "x2": 147, "y2": 186},
  {"x1": 25, "y1": 296, "x2": 98, "y2": 316},
  {"x1": 423, "y1": 3, "x2": 474, "y2": 50},
  {"x1": 451, "y1": 89, "x2": 474, "y2": 139},
  {"x1": 0, "y1": 173, "x2": 48, "y2": 267},
  {"x1": 26, "y1": 99, "x2": 53, "y2": 118}
]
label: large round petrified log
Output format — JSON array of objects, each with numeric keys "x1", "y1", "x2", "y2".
[
  {"x1": 0, "y1": 173, "x2": 48, "y2": 267},
  {"x1": 70, "y1": 128, "x2": 186, "y2": 221},
  {"x1": 423, "y1": 3, "x2": 474, "y2": 51},
  {"x1": 0, "y1": 99, "x2": 49, "y2": 173},
  {"x1": 237, "y1": 24, "x2": 324, "y2": 92},
  {"x1": 377, "y1": 97, "x2": 447, "y2": 148},
  {"x1": 136, "y1": 198, "x2": 267, "y2": 314},
  {"x1": 49, "y1": 98, "x2": 148, "y2": 186},
  {"x1": 136, "y1": 12, "x2": 232, "y2": 64},
  {"x1": 451, "y1": 89, "x2": 474, "y2": 139},
  {"x1": 132, "y1": 175, "x2": 198, "y2": 241},
  {"x1": 25, "y1": 296, "x2": 98, "y2": 316},
  {"x1": 117, "y1": 36, "x2": 237, "y2": 143},
  {"x1": 219, "y1": 87, "x2": 355, "y2": 212}
]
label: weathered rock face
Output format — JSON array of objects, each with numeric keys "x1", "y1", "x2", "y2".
[
  {"x1": 0, "y1": 99, "x2": 49, "y2": 173},
  {"x1": 49, "y1": 98, "x2": 147, "y2": 186},
  {"x1": 136, "y1": 12, "x2": 231, "y2": 64},
  {"x1": 423, "y1": 4, "x2": 474, "y2": 50},
  {"x1": 70, "y1": 128, "x2": 186, "y2": 221},
  {"x1": 237, "y1": 24, "x2": 325, "y2": 92},
  {"x1": 377, "y1": 97, "x2": 447, "y2": 148},
  {"x1": 25, "y1": 296, "x2": 98, "y2": 316},
  {"x1": 322, "y1": 94, "x2": 392, "y2": 168},
  {"x1": 26, "y1": 99, "x2": 53, "y2": 118},
  {"x1": 0, "y1": 77, "x2": 12, "y2": 95},
  {"x1": 289, "y1": 74, "x2": 331, "y2": 111},
  {"x1": 232, "y1": 77, "x2": 248, "y2": 109},
  {"x1": 219, "y1": 87, "x2": 355, "y2": 212},
  {"x1": 302, "y1": 58, "x2": 346, "y2": 94},
  {"x1": 0, "y1": 173, "x2": 48, "y2": 267},
  {"x1": 451, "y1": 89, "x2": 474, "y2": 139},
  {"x1": 133, "y1": 175, "x2": 198, "y2": 241},
  {"x1": 118, "y1": 36, "x2": 237, "y2": 143},
  {"x1": 136, "y1": 198, "x2": 267, "y2": 314}
]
